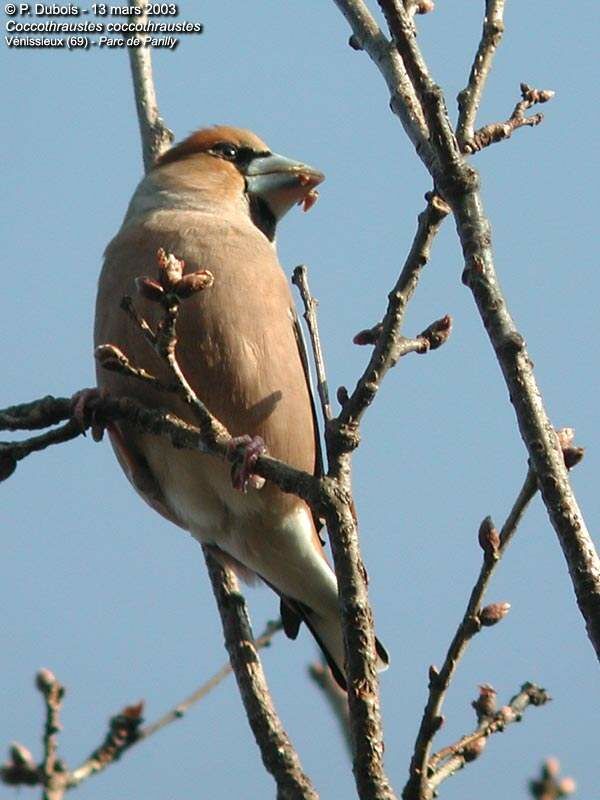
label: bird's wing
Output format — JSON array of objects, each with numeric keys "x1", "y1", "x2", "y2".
[
  {"x1": 291, "y1": 311, "x2": 325, "y2": 481},
  {"x1": 277, "y1": 313, "x2": 328, "y2": 638}
]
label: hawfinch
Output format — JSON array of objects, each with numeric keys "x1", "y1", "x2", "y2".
[{"x1": 94, "y1": 125, "x2": 388, "y2": 688}]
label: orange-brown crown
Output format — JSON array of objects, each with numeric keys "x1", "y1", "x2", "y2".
[{"x1": 156, "y1": 126, "x2": 271, "y2": 168}]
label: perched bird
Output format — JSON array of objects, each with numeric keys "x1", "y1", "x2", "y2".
[{"x1": 94, "y1": 125, "x2": 388, "y2": 688}]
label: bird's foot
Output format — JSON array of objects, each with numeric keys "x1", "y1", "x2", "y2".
[
  {"x1": 70, "y1": 387, "x2": 108, "y2": 442},
  {"x1": 228, "y1": 435, "x2": 266, "y2": 493}
]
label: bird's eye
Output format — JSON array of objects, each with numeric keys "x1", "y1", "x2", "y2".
[{"x1": 212, "y1": 142, "x2": 239, "y2": 161}]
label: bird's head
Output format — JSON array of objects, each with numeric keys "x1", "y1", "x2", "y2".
[{"x1": 154, "y1": 125, "x2": 324, "y2": 240}]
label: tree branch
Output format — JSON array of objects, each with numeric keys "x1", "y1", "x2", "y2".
[
  {"x1": 127, "y1": 1, "x2": 174, "y2": 172},
  {"x1": 428, "y1": 682, "x2": 551, "y2": 793},
  {"x1": 292, "y1": 265, "x2": 333, "y2": 425},
  {"x1": 1, "y1": 623, "x2": 283, "y2": 794},
  {"x1": 331, "y1": 0, "x2": 431, "y2": 154},
  {"x1": 66, "y1": 621, "x2": 283, "y2": 789},
  {"x1": 203, "y1": 551, "x2": 319, "y2": 800},
  {"x1": 332, "y1": 0, "x2": 600, "y2": 664},
  {"x1": 456, "y1": 0, "x2": 506, "y2": 147},
  {"x1": 316, "y1": 191, "x2": 449, "y2": 800},
  {"x1": 38, "y1": 670, "x2": 66, "y2": 800},
  {"x1": 403, "y1": 469, "x2": 537, "y2": 800},
  {"x1": 0, "y1": 393, "x2": 317, "y2": 502},
  {"x1": 332, "y1": 192, "x2": 449, "y2": 448},
  {"x1": 461, "y1": 83, "x2": 555, "y2": 154},
  {"x1": 376, "y1": 0, "x2": 461, "y2": 173}
]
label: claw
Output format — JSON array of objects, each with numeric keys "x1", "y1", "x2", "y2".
[
  {"x1": 70, "y1": 387, "x2": 108, "y2": 442},
  {"x1": 227, "y1": 435, "x2": 267, "y2": 493}
]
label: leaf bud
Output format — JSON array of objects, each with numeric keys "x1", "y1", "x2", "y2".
[
  {"x1": 478, "y1": 516, "x2": 500, "y2": 557},
  {"x1": 479, "y1": 602, "x2": 511, "y2": 627}
]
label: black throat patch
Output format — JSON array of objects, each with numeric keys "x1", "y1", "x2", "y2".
[{"x1": 249, "y1": 195, "x2": 277, "y2": 242}]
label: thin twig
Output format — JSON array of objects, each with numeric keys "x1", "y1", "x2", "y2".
[
  {"x1": 376, "y1": 0, "x2": 460, "y2": 172},
  {"x1": 203, "y1": 550, "x2": 319, "y2": 800},
  {"x1": 331, "y1": 0, "x2": 430, "y2": 153},
  {"x1": 403, "y1": 469, "x2": 537, "y2": 800},
  {"x1": 127, "y1": 1, "x2": 174, "y2": 172},
  {"x1": 95, "y1": 343, "x2": 177, "y2": 393},
  {"x1": 0, "y1": 419, "x2": 83, "y2": 481},
  {"x1": 292, "y1": 265, "x2": 333, "y2": 424},
  {"x1": 1, "y1": 626, "x2": 283, "y2": 794},
  {"x1": 0, "y1": 396, "x2": 75, "y2": 431},
  {"x1": 428, "y1": 683, "x2": 551, "y2": 792},
  {"x1": 456, "y1": 0, "x2": 506, "y2": 146},
  {"x1": 40, "y1": 672, "x2": 63, "y2": 798},
  {"x1": 333, "y1": 193, "x2": 449, "y2": 450},
  {"x1": 139, "y1": 620, "x2": 283, "y2": 740},
  {"x1": 124, "y1": 252, "x2": 230, "y2": 446},
  {"x1": 0, "y1": 393, "x2": 318, "y2": 502},
  {"x1": 66, "y1": 621, "x2": 283, "y2": 789},
  {"x1": 462, "y1": 83, "x2": 555, "y2": 154},
  {"x1": 37, "y1": 669, "x2": 67, "y2": 800}
]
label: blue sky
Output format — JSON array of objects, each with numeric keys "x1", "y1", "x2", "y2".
[{"x1": 1, "y1": 2, "x2": 598, "y2": 798}]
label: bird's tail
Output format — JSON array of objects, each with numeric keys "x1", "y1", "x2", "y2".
[{"x1": 280, "y1": 596, "x2": 389, "y2": 691}]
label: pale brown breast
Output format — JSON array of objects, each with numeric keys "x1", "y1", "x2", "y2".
[{"x1": 94, "y1": 208, "x2": 317, "y2": 477}]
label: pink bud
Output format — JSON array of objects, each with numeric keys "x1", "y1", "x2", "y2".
[{"x1": 175, "y1": 270, "x2": 215, "y2": 298}]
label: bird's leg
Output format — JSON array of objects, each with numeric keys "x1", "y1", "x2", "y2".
[
  {"x1": 70, "y1": 387, "x2": 109, "y2": 442},
  {"x1": 227, "y1": 435, "x2": 267, "y2": 493}
]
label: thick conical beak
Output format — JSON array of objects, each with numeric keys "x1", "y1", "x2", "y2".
[{"x1": 245, "y1": 152, "x2": 324, "y2": 220}]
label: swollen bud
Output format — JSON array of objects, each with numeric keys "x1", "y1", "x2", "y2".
[
  {"x1": 418, "y1": 315, "x2": 452, "y2": 350},
  {"x1": 542, "y1": 758, "x2": 560, "y2": 779},
  {"x1": 337, "y1": 386, "x2": 349, "y2": 406},
  {"x1": 156, "y1": 248, "x2": 185, "y2": 288},
  {"x1": 463, "y1": 736, "x2": 486, "y2": 762},
  {"x1": 472, "y1": 684, "x2": 497, "y2": 720},
  {"x1": 175, "y1": 270, "x2": 215, "y2": 298},
  {"x1": 121, "y1": 700, "x2": 145, "y2": 720},
  {"x1": 353, "y1": 323, "x2": 383, "y2": 346},
  {"x1": 555, "y1": 428, "x2": 584, "y2": 469},
  {"x1": 479, "y1": 602, "x2": 511, "y2": 627},
  {"x1": 35, "y1": 668, "x2": 57, "y2": 692},
  {"x1": 557, "y1": 777, "x2": 576, "y2": 795},
  {"x1": 563, "y1": 446, "x2": 584, "y2": 470},
  {"x1": 478, "y1": 516, "x2": 500, "y2": 557},
  {"x1": 9, "y1": 742, "x2": 35, "y2": 768}
]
